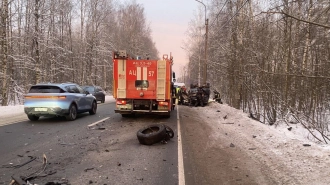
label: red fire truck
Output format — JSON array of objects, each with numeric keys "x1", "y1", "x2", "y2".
[{"x1": 112, "y1": 50, "x2": 176, "y2": 117}]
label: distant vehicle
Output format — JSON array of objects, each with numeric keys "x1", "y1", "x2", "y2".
[
  {"x1": 24, "y1": 83, "x2": 97, "y2": 121},
  {"x1": 82, "y1": 85, "x2": 106, "y2": 103},
  {"x1": 174, "y1": 82, "x2": 185, "y2": 88}
]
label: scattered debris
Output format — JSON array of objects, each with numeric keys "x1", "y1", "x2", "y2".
[
  {"x1": 230, "y1": 143, "x2": 235, "y2": 147},
  {"x1": 252, "y1": 135, "x2": 257, "y2": 138},
  {"x1": 288, "y1": 127, "x2": 292, "y2": 131},
  {"x1": 248, "y1": 148, "x2": 257, "y2": 150},
  {"x1": 216, "y1": 110, "x2": 220, "y2": 112},
  {"x1": 117, "y1": 162, "x2": 121, "y2": 166},
  {"x1": 2, "y1": 156, "x2": 36, "y2": 169},
  {"x1": 222, "y1": 122, "x2": 234, "y2": 124},
  {"x1": 10, "y1": 154, "x2": 48, "y2": 184},
  {"x1": 84, "y1": 167, "x2": 94, "y2": 172},
  {"x1": 223, "y1": 115, "x2": 228, "y2": 119},
  {"x1": 303, "y1": 144, "x2": 311, "y2": 147},
  {"x1": 60, "y1": 143, "x2": 76, "y2": 146}
]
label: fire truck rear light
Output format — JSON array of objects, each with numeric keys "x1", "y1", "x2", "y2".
[
  {"x1": 117, "y1": 100, "x2": 126, "y2": 105},
  {"x1": 158, "y1": 101, "x2": 168, "y2": 106}
]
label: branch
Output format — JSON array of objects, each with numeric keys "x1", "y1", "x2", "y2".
[{"x1": 262, "y1": 11, "x2": 330, "y2": 29}]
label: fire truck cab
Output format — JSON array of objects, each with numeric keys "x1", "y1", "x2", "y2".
[{"x1": 112, "y1": 50, "x2": 176, "y2": 117}]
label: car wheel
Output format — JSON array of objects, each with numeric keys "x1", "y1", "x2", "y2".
[
  {"x1": 89, "y1": 101, "x2": 97, "y2": 115},
  {"x1": 27, "y1": 115, "x2": 39, "y2": 121},
  {"x1": 66, "y1": 104, "x2": 77, "y2": 121},
  {"x1": 137, "y1": 124, "x2": 167, "y2": 145},
  {"x1": 101, "y1": 97, "x2": 105, "y2": 103}
]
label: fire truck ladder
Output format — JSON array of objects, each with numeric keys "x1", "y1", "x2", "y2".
[
  {"x1": 117, "y1": 58, "x2": 126, "y2": 98},
  {"x1": 157, "y1": 60, "x2": 166, "y2": 101}
]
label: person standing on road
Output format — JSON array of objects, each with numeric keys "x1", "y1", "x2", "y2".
[{"x1": 196, "y1": 86, "x2": 204, "y2": 107}]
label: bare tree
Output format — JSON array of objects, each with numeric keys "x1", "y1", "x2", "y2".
[{"x1": 0, "y1": 0, "x2": 9, "y2": 106}]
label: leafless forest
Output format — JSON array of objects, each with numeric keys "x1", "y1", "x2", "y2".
[
  {"x1": 0, "y1": 0, "x2": 158, "y2": 105},
  {"x1": 1, "y1": 0, "x2": 330, "y2": 142},
  {"x1": 185, "y1": 0, "x2": 330, "y2": 142}
]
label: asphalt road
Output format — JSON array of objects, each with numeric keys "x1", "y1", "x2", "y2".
[{"x1": 0, "y1": 102, "x2": 179, "y2": 185}]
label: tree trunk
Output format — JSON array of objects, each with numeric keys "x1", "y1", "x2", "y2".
[
  {"x1": 34, "y1": 0, "x2": 41, "y2": 84},
  {"x1": 1, "y1": 0, "x2": 9, "y2": 106}
]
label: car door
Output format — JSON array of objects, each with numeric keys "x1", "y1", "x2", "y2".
[
  {"x1": 93, "y1": 86, "x2": 101, "y2": 100},
  {"x1": 77, "y1": 85, "x2": 94, "y2": 110},
  {"x1": 66, "y1": 85, "x2": 86, "y2": 111}
]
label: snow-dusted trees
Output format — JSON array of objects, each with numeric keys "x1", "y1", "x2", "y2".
[
  {"x1": 0, "y1": 0, "x2": 158, "y2": 106},
  {"x1": 187, "y1": 0, "x2": 330, "y2": 136},
  {"x1": 0, "y1": 0, "x2": 9, "y2": 106}
]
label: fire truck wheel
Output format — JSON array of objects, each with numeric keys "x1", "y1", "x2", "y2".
[{"x1": 137, "y1": 124, "x2": 167, "y2": 145}]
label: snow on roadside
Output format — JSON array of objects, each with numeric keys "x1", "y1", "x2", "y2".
[{"x1": 198, "y1": 102, "x2": 330, "y2": 185}]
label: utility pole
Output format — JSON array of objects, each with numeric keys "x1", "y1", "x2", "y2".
[
  {"x1": 195, "y1": 0, "x2": 208, "y2": 85},
  {"x1": 204, "y1": 18, "x2": 208, "y2": 85}
]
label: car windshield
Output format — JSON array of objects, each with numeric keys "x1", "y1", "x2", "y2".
[
  {"x1": 29, "y1": 86, "x2": 64, "y2": 93},
  {"x1": 83, "y1": 86, "x2": 95, "y2": 92}
]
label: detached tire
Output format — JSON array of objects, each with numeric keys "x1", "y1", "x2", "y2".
[{"x1": 137, "y1": 124, "x2": 167, "y2": 145}]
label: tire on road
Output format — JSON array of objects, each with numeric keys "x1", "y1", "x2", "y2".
[
  {"x1": 27, "y1": 115, "x2": 39, "y2": 121},
  {"x1": 66, "y1": 104, "x2": 77, "y2": 121},
  {"x1": 89, "y1": 101, "x2": 97, "y2": 115},
  {"x1": 137, "y1": 124, "x2": 167, "y2": 145}
]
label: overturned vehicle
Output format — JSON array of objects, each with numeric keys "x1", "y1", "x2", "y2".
[{"x1": 178, "y1": 83, "x2": 210, "y2": 107}]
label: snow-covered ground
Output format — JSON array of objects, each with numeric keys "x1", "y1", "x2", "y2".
[
  {"x1": 198, "y1": 101, "x2": 330, "y2": 184},
  {"x1": 1, "y1": 97, "x2": 330, "y2": 183}
]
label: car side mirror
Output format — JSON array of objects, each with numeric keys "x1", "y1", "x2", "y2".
[{"x1": 85, "y1": 91, "x2": 90, "y2": 95}]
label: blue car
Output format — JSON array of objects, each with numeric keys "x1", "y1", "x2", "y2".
[{"x1": 24, "y1": 83, "x2": 97, "y2": 121}]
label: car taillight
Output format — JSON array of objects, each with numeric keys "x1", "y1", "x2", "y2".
[
  {"x1": 117, "y1": 100, "x2": 126, "y2": 105},
  {"x1": 24, "y1": 96, "x2": 66, "y2": 99},
  {"x1": 158, "y1": 101, "x2": 168, "y2": 106}
]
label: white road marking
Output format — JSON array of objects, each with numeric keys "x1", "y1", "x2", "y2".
[
  {"x1": 177, "y1": 106, "x2": 186, "y2": 185},
  {"x1": 88, "y1": 117, "x2": 110, "y2": 127}
]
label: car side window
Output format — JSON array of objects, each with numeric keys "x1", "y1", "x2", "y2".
[
  {"x1": 76, "y1": 86, "x2": 84, "y2": 94},
  {"x1": 65, "y1": 85, "x2": 79, "y2": 93}
]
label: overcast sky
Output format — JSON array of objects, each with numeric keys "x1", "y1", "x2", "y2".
[{"x1": 130, "y1": 0, "x2": 200, "y2": 78}]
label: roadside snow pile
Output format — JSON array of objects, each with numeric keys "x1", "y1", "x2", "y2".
[{"x1": 198, "y1": 102, "x2": 330, "y2": 185}]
